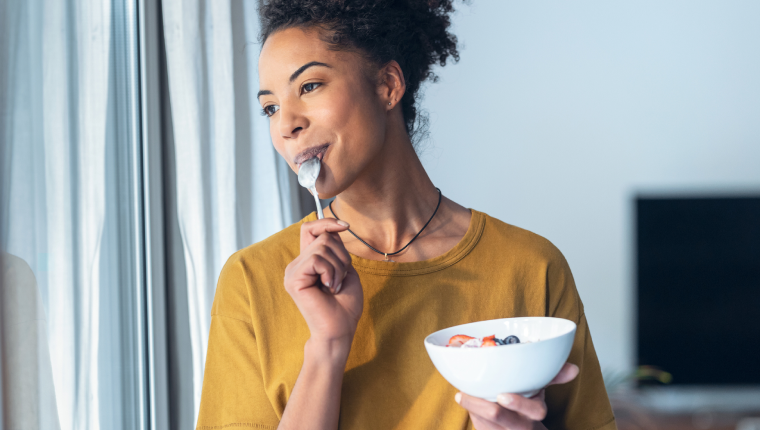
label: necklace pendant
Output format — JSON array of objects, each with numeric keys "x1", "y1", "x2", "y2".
[{"x1": 383, "y1": 253, "x2": 395, "y2": 263}]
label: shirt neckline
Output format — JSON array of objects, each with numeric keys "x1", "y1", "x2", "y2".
[{"x1": 304, "y1": 209, "x2": 486, "y2": 277}]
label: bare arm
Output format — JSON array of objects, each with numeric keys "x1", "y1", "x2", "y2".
[
  {"x1": 278, "y1": 339, "x2": 351, "y2": 429},
  {"x1": 277, "y1": 219, "x2": 364, "y2": 430}
]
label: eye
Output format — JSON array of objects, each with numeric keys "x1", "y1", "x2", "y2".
[
  {"x1": 261, "y1": 104, "x2": 279, "y2": 117},
  {"x1": 302, "y1": 82, "x2": 321, "y2": 93}
]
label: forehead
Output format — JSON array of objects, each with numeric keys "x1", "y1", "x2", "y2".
[{"x1": 258, "y1": 26, "x2": 361, "y2": 87}]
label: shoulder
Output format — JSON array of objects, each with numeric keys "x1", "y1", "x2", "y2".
[
  {"x1": 227, "y1": 213, "x2": 312, "y2": 269},
  {"x1": 477, "y1": 210, "x2": 568, "y2": 268},
  {"x1": 2, "y1": 252, "x2": 36, "y2": 285},
  {"x1": 474, "y1": 211, "x2": 581, "y2": 316},
  {"x1": 1, "y1": 252, "x2": 42, "y2": 320},
  {"x1": 212, "y1": 213, "x2": 315, "y2": 319}
]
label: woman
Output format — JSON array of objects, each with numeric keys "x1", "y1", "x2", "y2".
[{"x1": 197, "y1": 1, "x2": 616, "y2": 429}]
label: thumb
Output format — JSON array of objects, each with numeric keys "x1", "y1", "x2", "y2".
[
  {"x1": 548, "y1": 363, "x2": 579, "y2": 386},
  {"x1": 300, "y1": 218, "x2": 350, "y2": 250}
]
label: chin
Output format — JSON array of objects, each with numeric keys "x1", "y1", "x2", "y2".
[
  {"x1": 314, "y1": 173, "x2": 353, "y2": 200},
  {"x1": 308, "y1": 147, "x2": 369, "y2": 199},
  {"x1": 314, "y1": 182, "x2": 341, "y2": 200}
]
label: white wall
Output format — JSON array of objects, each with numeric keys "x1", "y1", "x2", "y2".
[{"x1": 422, "y1": 0, "x2": 760, "y2": 374}]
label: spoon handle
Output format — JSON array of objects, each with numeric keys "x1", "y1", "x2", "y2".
[{"x1": 310, "y1": 186, "x2": 324, "y2": 219}]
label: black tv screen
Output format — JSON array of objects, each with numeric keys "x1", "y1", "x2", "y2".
[{"x1": 636, "y1": 196, "x2": 760, "y2": 385}]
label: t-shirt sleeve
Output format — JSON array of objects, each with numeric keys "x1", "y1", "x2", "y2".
[
  {"x1": 196, "y1": 254, "x2": 281, "y2": 430},
  {"x1": 542, "y1": 247, "x2": 618, "y2": 430}
]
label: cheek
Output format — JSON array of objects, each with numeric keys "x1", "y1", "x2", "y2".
[
  {"x1": 320, "y1": 89, "x2": 385, "y2": 144},
  {"x1": 312, "y1": 91, "x2": 357, "y2": 128},
  {"x1": 318, "y1": 74, "x2": 383, "y2": 130}
]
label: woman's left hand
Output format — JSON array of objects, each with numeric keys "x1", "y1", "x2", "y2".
[{"x1": 455, "y1": 363, "x2": 580, "y2": 430}]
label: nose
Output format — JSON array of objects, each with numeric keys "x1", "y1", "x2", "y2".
[{"x1": 278, "y1": 102, "x2": 308, "y2": 140}]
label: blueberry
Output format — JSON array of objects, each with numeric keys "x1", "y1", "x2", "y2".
[{"x1": 503, "y1": 335, "x2": 520, "y2": 344}]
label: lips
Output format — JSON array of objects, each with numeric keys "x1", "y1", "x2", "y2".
[{"x1": 294, "y1": 143, "x2": 330, "y2": 166}]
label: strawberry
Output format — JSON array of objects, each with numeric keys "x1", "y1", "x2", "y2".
[
  {"x1": 448, "y1": 334, "x2": 475, "y2": 347},
  {"x1": 481, "y1": 334, "x2": 497, "y2": 347}
]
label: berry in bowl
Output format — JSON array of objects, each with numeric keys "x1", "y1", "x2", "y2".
[
  {"x1": 424, "y1": 317, "x2": 576, "y2": 400},
  {"x1": 448, "y1": 334, "x2": 524, "y2": 348}
]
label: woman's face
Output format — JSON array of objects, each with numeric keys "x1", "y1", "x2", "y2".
[{"x1": 258, "y1": 27, "x2": 391, "y2": 198}]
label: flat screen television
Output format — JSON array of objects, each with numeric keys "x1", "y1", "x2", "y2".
[{"x1": 636, "y1": 195, "x2": 760, "y2": 386}]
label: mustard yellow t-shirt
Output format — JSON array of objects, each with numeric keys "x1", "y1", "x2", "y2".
[{"x1": 197, "y1": 210, "x2": 617, "y2": 430}]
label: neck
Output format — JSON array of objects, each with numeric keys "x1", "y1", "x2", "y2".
[{"x1": 330, "y1": 130, "x2": 441, "y2": 254}]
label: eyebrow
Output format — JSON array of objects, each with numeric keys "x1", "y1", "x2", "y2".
[{"x1": 257, "y1": 61, "x2": 332, "y2": 100}]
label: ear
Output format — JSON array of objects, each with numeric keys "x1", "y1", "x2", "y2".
[{"x1": 378, "y1": 60, "x2": 406, "y2": 110}]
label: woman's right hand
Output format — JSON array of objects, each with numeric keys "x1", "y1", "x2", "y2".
[{"x1": 284, "y1": 218, "x2": 364, "y2": 353}]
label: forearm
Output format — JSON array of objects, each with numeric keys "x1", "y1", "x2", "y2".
[{"x1": 278, "y1": 338, "x2": 350, "y2": 430}]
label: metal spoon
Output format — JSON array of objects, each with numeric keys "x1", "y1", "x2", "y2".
[{"x1": 297, "y1": 157, "x2": 324, "y2": 219}]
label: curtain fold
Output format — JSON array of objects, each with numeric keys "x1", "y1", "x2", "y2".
[
  {"x1": 2, "y1": 0, "x2": 302, "y2": 427},
  {"x1": 161, "y1": 0, "x2": 230, "y2": 415},
  {"x1": 1, "y1": 1, "x2": 143, "y2": 429},
  {"x1": 1, "y1": 0, "x2": 112, "y2": 427},
  {"x1": 160, "y1": 0, "x2": 302, "y2": 422}
]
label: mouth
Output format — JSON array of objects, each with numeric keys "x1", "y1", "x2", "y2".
[{"x1": 294, "y1": 143, "x2": 330, "y2": 167}]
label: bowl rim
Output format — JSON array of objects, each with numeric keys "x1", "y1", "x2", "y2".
[{"x1": 424, "y1": 316, "x2": 577, "y2": 350}]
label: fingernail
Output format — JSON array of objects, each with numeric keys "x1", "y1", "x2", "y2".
[
  {"x1": 454, "y1": 393, "x2": 462, "y2": 404},
  {"x1": 325, "y1": 280, "x2": 331, "y2": 288},
  {"x1": 497, "y1": 394, "x2": 512, "y2": 405},
  {"x1": 334, "y1": 282, "x2": 342, "y2": 294},
  {"x1": 336, "y1": 220, "x2": 349, "y2": 227},
  {"x1": 342, "y1": 271, "x2": 347, "y2": 280}
]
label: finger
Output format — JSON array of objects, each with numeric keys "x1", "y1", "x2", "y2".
[
  {"x1": 308, "y1": 232, "x2": 352, "y2": 270},
  {"x1": 299, "y1": 254, "x2": 335, "y2": 292},
  {"x1": 532, "y1": 389, "x2": 546, "y2": 403},
  {"x1": 306, "y1": 234, "x2": 351, "y2": 291},
  {"x1": 496, "y1": 393, "x2": 547, "y2": 421},
  {"x1": 548, "y1": 363, "x2": 579, "y2": 386},
  {"x1": 456, "y1": 393, "x2": 532, "y2": 430},
  {"x1": 300, "y1": 219, "x2": 350, "y2": 250},
  {"x1": 308, "y1": 243, "x2": 347, "y2": 293},
  {"x1": 468, "y1": 412, "x2": 502, "y2": 430},
  {"x1": 338, "y1": 264, "x2": 361, "y2": 296}
]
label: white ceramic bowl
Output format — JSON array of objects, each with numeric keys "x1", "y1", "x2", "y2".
[{"x1": 424, "y1": 317, "x2": 577, "y2": 400}]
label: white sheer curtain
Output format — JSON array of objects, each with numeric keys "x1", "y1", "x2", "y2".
[
  {"x1": 1, "y1": 1, "x2": 145, "y2": 429},
  {"x1": 160, "y1": 0, "x2": 301, "y2": 422}
]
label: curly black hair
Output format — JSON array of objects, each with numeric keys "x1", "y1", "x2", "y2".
[{"x1": 257, "y1": 0, "x2": 464, "y2": 146}]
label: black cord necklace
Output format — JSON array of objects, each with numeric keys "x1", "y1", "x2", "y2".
[{"x1": 328, "y1": 188, "x2": 442, "y2": 262}]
